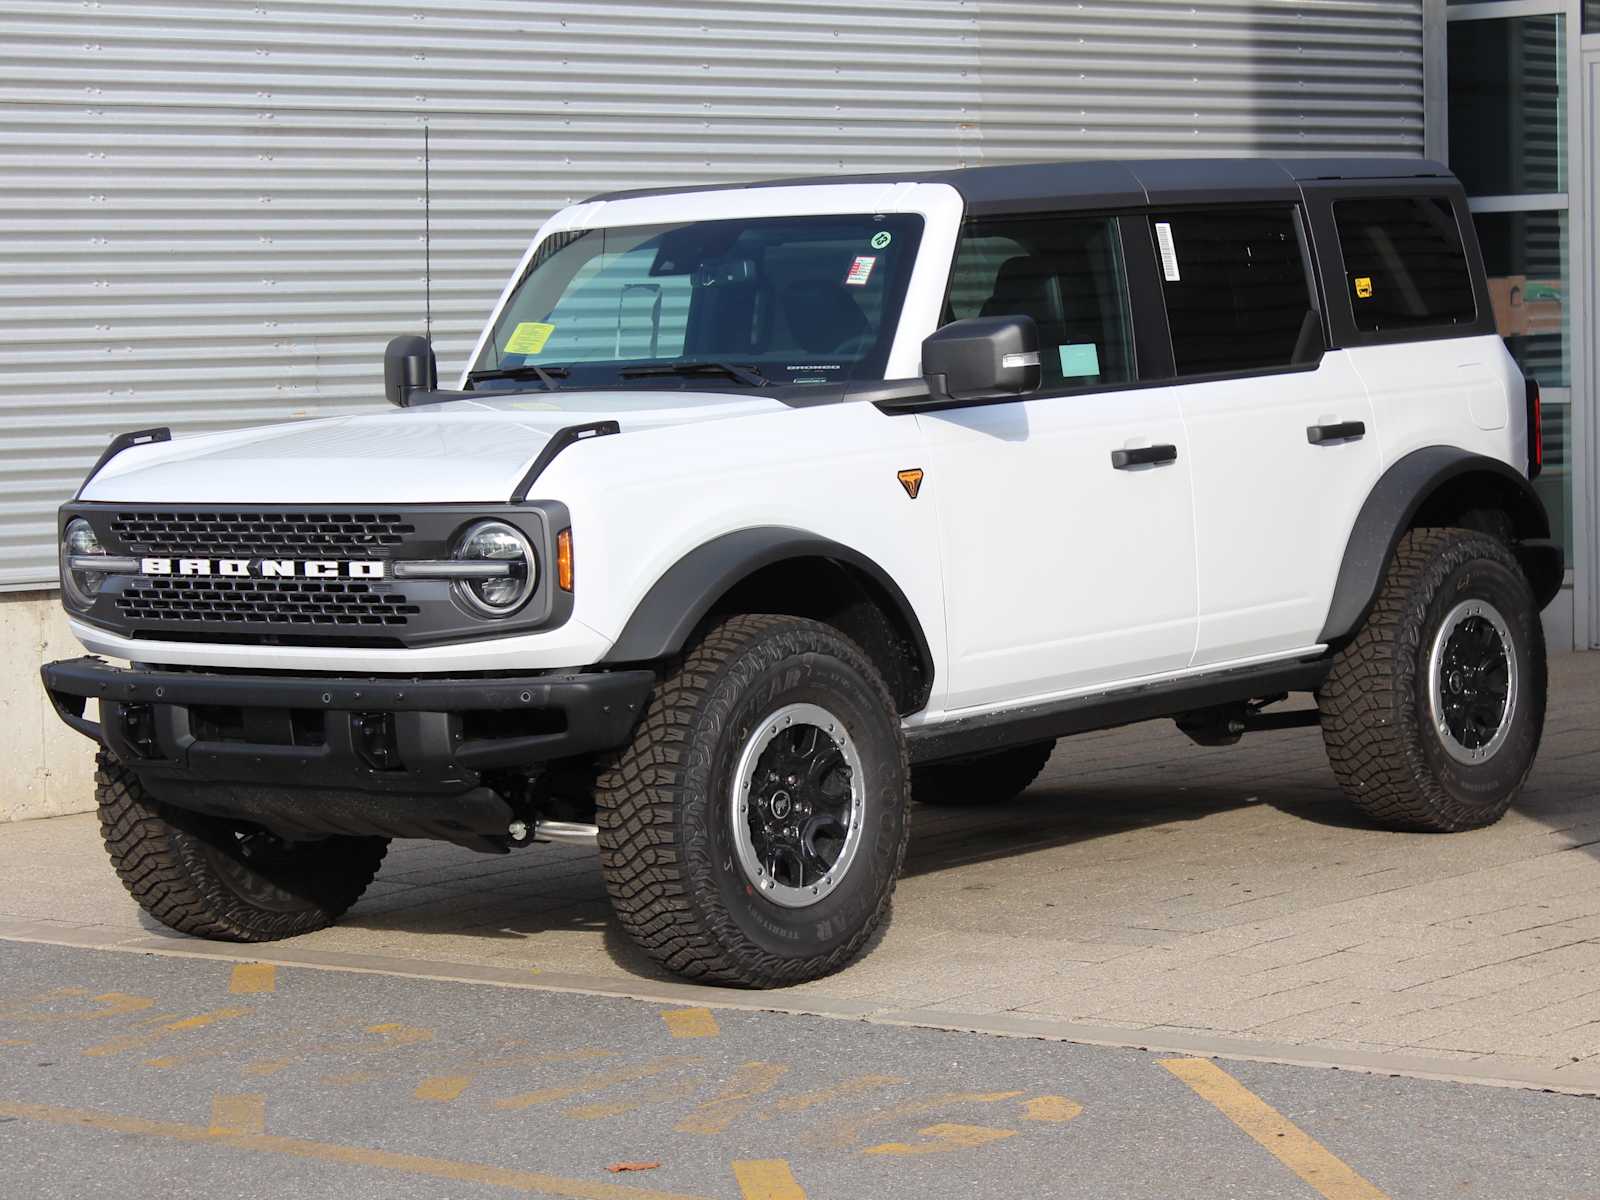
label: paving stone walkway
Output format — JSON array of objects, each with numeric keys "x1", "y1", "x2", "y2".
[{"x1": 4, "y1": 654, "x2": 1597, "y2": 1089}]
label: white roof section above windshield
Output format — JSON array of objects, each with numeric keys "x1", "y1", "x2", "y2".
[{"x1": 548, "y1": 180, "x2": 961, "y2": 232}]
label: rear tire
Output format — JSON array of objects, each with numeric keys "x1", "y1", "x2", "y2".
[
  {"x1": 1318, "y1": 528, "x2": 1545, "y2": 832},
  {"x1": 912, "y1": 741, "x2": 1056, "y2": 807},
  {"x1": 96, "y1": 751, "x2": 388, "y2": 941},
  {"x1": 594, "y1": 614, "x2": 909, "y2": 987}
]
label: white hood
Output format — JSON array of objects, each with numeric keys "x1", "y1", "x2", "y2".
[{"x1": 80, "y1": 390, "x2": 785, "y2": 504}]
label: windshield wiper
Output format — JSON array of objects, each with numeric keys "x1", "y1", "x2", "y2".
[
  {"x1": 466, "y1": 364, "x2": 570, "y2": 390},
  {"x1": 619, "y1": 361, "x2": 768, "y2": 388}
]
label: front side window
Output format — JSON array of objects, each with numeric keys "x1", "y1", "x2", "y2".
[
  {"x1": 945, "y1": 214, "x2": 1134, "y2": 391},
  {"x1": 470, "y1": 214, "x2": 924, "y2": 389},
  {"x1": 1334, "y1": 197, "x2": 1477, "y2": 334},
  {"x1": 1151, "y1": 208, "x2": 1316, "y2": 376}
]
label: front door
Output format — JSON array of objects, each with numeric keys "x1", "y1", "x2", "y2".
[{"x1": 920, "y1": 212, "x2": 1199, "y2": 713}]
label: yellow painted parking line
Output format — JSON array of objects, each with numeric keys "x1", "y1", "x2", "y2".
[
  {"x1": 8, "y1": 991, "x2": 154, "y2": 1024},
  {"x1": 495, "y1": 1057, "x2": 695, "y2": 1111},
  {"x1": 863, "y1": 1122, "x2": 1017, "y2": 1157},
  {"x1": 209, "y1": 1093, "x2": 266, "y2": 1136},
  {"x1": 229, "y1": 964, "x2": 277, "y2": 995},
  {"x1": 83, "y1": 1006, "x2": 251, "y2": 1057},
  {"x1": 660, "y1": 1008, "x2": 720, "y2": 1039},
  {"x1": 771, "y1": 1074, "x2": 903, "y2": 1114},
  {"x1": 732, "y1": 1159, "x2": 805, "y2": 1200},
  {"x1": 1160, "y1": 1059, "x2": 1391, "y2": 1200},
  {"x1": 416, "y1": 1073, "x2": 474, "y2": 1102},
  {"x1": 1020, "y1": 1094, "x2": 1083, "y2": 1123},
  {"x1": 675, "y1": 1061, "x2": 789, "y2": 1134},
  {"x1": 0, "y1": 1100, "x2": 707, "y2": 1200}
]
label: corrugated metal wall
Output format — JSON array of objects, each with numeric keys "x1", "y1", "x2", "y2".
[{"x1": 0, "y1": 0, "x2": 1425, "y2": 588}]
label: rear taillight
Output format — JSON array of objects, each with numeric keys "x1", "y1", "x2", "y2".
[{"x1": 1525, "y1": 378, "x2": 1543, "y2": 479}]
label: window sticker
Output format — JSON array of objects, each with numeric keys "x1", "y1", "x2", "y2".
[
  {"x1": 1354, "y1": 276, "x2": 1374, "y2": 299},
  {"x1": 1155, "y1": 221, "x2": 1180, "y2": 282},
  {"x1": 504, "y1": 321, "x2": 556, "y2": 355},
  {"x1": 844, "y1": 255, "x2": 876, "y2": 287},
  {"x1": 870, "y1": 230, "x2": 893, "y2": 250},
  {"x1": 1058, "y1": 343, "x2": 1101, "y2": 378}
]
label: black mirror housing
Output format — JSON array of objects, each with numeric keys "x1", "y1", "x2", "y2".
[
  {"x1": 921, "y1": 316, "x2": 1041, "y2": 404},
  {"x1": 384, "y1": 335, "x2": 438, "y2": 407}
]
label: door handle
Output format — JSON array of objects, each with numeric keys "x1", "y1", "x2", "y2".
[
  {"x1": 1306, "y1": 420, "x2": 1366, "y2": 445},
  {"x1": 1110, "y1": 444, "x2": 1178, "y2": 469}
]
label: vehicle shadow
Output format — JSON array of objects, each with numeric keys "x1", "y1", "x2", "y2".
[{"x1": 314, "y1": 655, "x2": 1597, "y2": 983}]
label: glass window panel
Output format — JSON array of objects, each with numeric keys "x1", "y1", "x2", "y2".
[
  {"x1": 1150, "y1": 209, "x2": 1314, "y2": 376},
  {"x1": 1587, "y1": 2, "x2": 1600, "y2": 35},
  {"x1": 1474, "y1": 208, "x2": 1571, "y2": 564},
  {"x1": 947, "y1": 215, "x2": 1134, "y2": 391},
  {"x1": 1334, "y1": 197, "x2": 1476, "y2": 333},
  {"x1": 1447, "y1": 15, "x2": 1566, "y2": 196}
]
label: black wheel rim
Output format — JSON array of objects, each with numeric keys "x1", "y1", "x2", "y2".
[
  {"x1": 1427, "y1": 599, "x2": 1517, "y2": 765},
  {"x1": 730, "y1": 703, "x2": 863, "y2": 909}
]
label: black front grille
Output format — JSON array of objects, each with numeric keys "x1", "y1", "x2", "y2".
[
  {"x1": 117, "y1": 577, "x2": 421, "y2": 628},
  {"x1": 109, "y1": 511, "x2": 416, "y2": 558}
]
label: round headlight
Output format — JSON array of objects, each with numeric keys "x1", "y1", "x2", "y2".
[
  {"x1": 452, "y1": 520, "x2": 537, "y2": 616},
  {"x1": 61, "y1": 517, "x2": 109, "y2": 609}
]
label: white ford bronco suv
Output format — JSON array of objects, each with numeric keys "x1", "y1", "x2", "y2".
[{"x1": 43, "y1": 157, "x2": 1560, "y2": 987}]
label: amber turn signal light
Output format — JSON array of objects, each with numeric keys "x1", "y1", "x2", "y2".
[{"x1": 556, "y1": 528, "x2": 574, "y2": 591}]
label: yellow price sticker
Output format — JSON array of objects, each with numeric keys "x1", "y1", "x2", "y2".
[
  {"x1": 1354, "y1": 276, "x2": 1373, "y2": 299},
  {"x1": 505, "y1": 321, "x2": 556, "y2": 355}
]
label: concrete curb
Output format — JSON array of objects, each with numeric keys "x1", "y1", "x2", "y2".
[{"x1": 6, "y1": 915, "x2": 1598, "y2": 1099}]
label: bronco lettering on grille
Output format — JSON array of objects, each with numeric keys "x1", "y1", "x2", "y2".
[{"x1": 138, "y1": 558, "x2": 385, "y2": 580}]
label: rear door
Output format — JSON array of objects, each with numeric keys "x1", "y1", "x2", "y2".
[
  {"x1": 1146, "y1": 206, "x2": 1383, "y2": 667},
  {"x1": 919, "y1": 212, "x2": 1199, "y2": 712}
]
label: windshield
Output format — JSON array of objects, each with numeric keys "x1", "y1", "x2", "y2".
[{"x1": 469, "y1": 213, "x2": 925, "y2": 390}]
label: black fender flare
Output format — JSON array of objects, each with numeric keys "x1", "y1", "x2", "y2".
[
  {"x1": 601, "y1": 526, "x2": 935, "y2": 681},
  {"x1": 1319, "y1": 446, "x2": 1560, "y2": 644}
]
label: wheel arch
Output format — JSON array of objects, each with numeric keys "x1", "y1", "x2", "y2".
[
  {"x1": 601, "y1": 527, "x2": 935, "y2": 715},
  {"x1": 1319, "y1": 446, "x2": 1561, "y2": 645}
]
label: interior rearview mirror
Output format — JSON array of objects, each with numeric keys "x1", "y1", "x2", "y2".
[
  {"x1": 384, "y1": 334, "x2": 438, "y2": 407},
  {"x1": 921, "y1": 316, "x2": 1041, "y2": 405}
]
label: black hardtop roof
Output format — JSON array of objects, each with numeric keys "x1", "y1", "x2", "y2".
[{"x1": 588, "y1": 156, "x2": 1456, "y2": 215}]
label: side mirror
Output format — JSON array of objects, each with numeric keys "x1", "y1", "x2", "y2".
[
  {"x1": 921, "y1": 316, "x2": 1041, "y2": 404},
  {"x1": 384, "y1": 335, "x2": 438, "y2": 407}
]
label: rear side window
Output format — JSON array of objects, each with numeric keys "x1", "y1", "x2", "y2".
[
  {"x1": 1334, "y1": 197, "x2": 1477, "y2": 333},
  {"x1": 946, "y1": 214, "x2": 1134, "y2": 391},
  {"x1": 1150, "y1": 208, "x2": 1317, "y2": 376}
]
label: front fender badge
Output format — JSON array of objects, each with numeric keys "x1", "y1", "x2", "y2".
[{"x1": 897, "y1": 468, "x2": 924, "y2": 500}]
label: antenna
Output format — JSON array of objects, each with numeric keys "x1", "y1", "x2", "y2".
[{"x1": 423, "y1": 122, "x2": 433, "y2": 343}]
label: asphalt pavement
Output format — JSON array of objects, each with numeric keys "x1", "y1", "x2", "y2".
[{"x1": 3, "y1": 940, "x2": 1598, "y2": 1200}]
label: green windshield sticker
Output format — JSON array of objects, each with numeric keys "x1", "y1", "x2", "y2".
[
  {"x1": 870, "y1": 230, "x2": 892, "y2": 250},
  {"x1": 1058, "y1": 343, "x2": 1100, "y2": 378},
  {"x1": 505, "y1": 321, "x2": 555, "y2": 355}
]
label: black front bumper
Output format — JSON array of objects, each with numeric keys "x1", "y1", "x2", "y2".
[{"x1": 41, "y1": 657, "x2": 653, "y2": 848}]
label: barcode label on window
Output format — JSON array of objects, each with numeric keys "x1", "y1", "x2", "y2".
[{"x1": 1155, "y1": 222, "x2": 1180, "y2": 282}]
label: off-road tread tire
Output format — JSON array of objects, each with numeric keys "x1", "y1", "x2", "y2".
[
  {"x1": 912, "y1": 740, "x2": 1057, "y2": 807},
  {"x1": 96, "y1": 751, "x2": 388, "y2": 941},
  {"x1": 1318, "y1": 527, "x2": 1545, "y2": 833},
  {"x1": 594, "y1": 614, "x2": 909, "y2": 987}
]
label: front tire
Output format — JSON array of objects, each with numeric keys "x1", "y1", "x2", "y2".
[
  {"x1": 594, "y1": 615, "x2": 910, "y2": 987},
  {"x1": 96, "y1": 752, "x2": 388, "y2": 940},
  {"x1": 1318, "y1": 528, "x2": 1546, "y2": 832}
]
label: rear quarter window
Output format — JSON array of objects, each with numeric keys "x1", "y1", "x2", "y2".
[{"x1": 1334, "y1": 197, "x2": 1477, "y2": 333}]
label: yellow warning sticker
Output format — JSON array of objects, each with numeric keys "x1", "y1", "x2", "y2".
[
  {"x1": 1354, "y1": 276, "x2": 1373, "y2": 299},
  {"x1": 505, "y1": 321, "x2": 556, "y2": 355}
]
